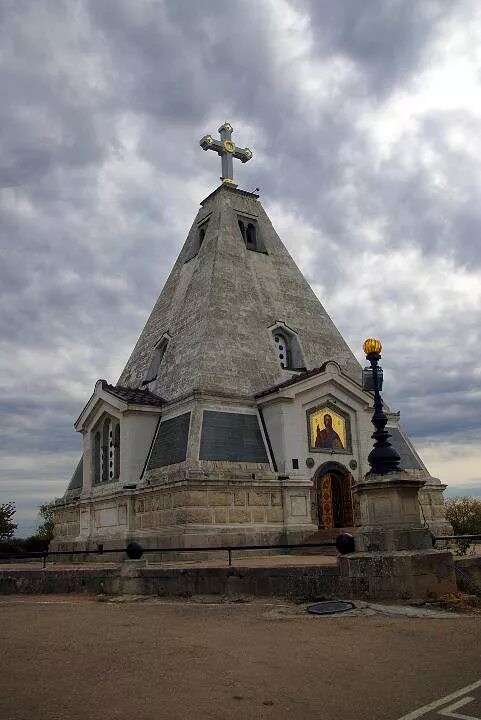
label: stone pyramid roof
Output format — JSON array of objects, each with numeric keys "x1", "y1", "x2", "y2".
[{"x1": 118, "y1": 184, "x2": 361, "y2": 401}]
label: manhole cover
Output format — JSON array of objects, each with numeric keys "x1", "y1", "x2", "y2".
[{"x1": 307, "y1": 601, "x2": 355, "y2": 615}]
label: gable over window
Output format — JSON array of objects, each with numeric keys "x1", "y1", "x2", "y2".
[
  {"x1": 237, "y1": 215, "x2": 267, "y2": 253},
  {"x1": 270, "y1": 324, "x2": 304, "y2": 370},
  {"x1": 142, "y1": 335, "x2": 169, "y2": 385}
]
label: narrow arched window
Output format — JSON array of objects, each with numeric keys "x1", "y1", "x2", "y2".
[
  {"x1": 101, "y1": 418, "x2": 110, "y2": 482},
  {"x1": 113, "y1": 423, "x2": 120, "y2": 480},
  {"x1": 246, "y1": 223, "x2": 256, "y2": 248},
  {"x1": 199, "y1": 227, "x2": 206, "y2": 247},
  {"x1": 237, "y1": 215, "x2": 266, "y2": 253},
  {"x1": 93, "y1": 416, "x2": 120, "y2": 484},
  {"x1": 94, "y1": 431, "x2": 101, "y2": 484}
]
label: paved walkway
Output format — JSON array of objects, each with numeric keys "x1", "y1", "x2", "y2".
[{"x1": 0, "y1": 594, "x2": 480, "y2": 720}]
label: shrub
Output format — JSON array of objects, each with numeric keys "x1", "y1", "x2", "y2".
[{"x1": 445, "y1": 496, "x2": 481, "y2": 555}]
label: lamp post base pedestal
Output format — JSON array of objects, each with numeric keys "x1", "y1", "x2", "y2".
[
  {"x1": 355, "y1": 526, "x2": 433, "y2": 553},
  {"x1": 342, "y1": 470, "x2": 456, "y2": 599},
  {"x1": 353, "y1": 470, "x2": 433, "y2": 552},
  {"x1": 339, "y1": 549, "x2": 456, "y2": 601}
]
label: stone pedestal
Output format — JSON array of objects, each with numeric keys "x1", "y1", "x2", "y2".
[
  {"x1": 339, "y1": 550, "x2": 456, "y2": 600},
  {"x1": 353, "y1": 470, "x2": 433, "y2": 552},
  {"x1": 341, "y1": 470, "x2": 457, "y2": 600}
]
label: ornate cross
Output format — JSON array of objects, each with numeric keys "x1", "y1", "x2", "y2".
[{"x1": 200, "y1": 122, "x2": 253, "y2": 186}]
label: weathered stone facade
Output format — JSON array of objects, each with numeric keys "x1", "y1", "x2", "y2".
[
  {"x1": 53, "y1": 506, "x2": 80, "y2": 539},
  {"x1": 52, "y1": 183, "x2": 451, "y2": 556}
]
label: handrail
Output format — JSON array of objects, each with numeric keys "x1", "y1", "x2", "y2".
[
  {"x1": 1, "y1": 532, "x2": 479, "y2": 569},
  {"x1": 0, "y1": 539, "x2": 340, "y2": 568}
]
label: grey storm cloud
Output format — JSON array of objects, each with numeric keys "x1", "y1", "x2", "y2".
[
  {"x1": 0, "y1": 0, "x2": 480, "y2": 534},
  {"x1": 303, "y1": 0, "x2": 452, "y2": 93}
]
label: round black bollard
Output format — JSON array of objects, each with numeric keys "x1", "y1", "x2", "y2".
[
  {"x1": 335, "y1": 533, "x2": 355, "y2": 555},
  {"x1": 126, "y1": 542, "x2": 144, "y2": 560}
]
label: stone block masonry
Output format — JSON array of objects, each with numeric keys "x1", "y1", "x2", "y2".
[
  {"x1": 133, "y1": 485, "x2": 285, "y2": 528},
  {"x1": 53, "y1": 507, "x2": 80, "y2": 538},
  {"x1": 51, "y1": 474, "x2": 315, "y2": 560}
]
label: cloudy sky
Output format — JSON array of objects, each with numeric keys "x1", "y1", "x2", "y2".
[{"x1": 1, "y1": 0, "x2": 480, "y2": 536}]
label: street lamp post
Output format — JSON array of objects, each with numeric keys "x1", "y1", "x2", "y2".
[{"x1": 363, "y1": 338, "x2": 401, "y2": 475}]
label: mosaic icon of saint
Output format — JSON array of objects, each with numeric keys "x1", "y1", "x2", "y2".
[{"x1": 315, "y1": 413, "x2": 344, "y2": 450}]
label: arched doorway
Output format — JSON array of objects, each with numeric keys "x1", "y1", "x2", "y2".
[{"x1": 312, "y1": 463, "x2": 354, "y2": 529}]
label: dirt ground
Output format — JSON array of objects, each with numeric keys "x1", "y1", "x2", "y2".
[{"x1": 1, "y1": 594, "x2": 481, "y2": 720}]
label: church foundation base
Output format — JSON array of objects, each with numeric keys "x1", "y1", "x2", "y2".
[
  {"x1": 50, "y1": 524, "x2": 318, "y2": 563},
  {"x1": 51, "y1": 477, "x2": 318, "y2": 562}
]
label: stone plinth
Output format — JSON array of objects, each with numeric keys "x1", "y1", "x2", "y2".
[
  {"x1": 353, "y1": 470, "x2": 433, "y2": 552},
  {"x1": 343, "y1": 468, "x2": 457, "y2": 600},
  {"x1": 339, "y1": 550, "x2": 456, "y2": 600}
]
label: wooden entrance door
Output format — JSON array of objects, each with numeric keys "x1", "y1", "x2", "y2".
[
  {"x1": 317, "y1": 471, "x2": 354, "y2": 529},
  {"x1": 331, "y1": 474, "x2": 345, "y2": 527}
]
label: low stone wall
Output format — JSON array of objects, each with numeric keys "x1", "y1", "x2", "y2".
[
  {"x1": 0, "y1": 549, "x2": 460, "y2": 601},
  {"x1": 106, "y1": 563, "x2": 341, "y2": 599},
  {"x1": 455, "y1": 557, "x2": 481, "y2": 590},
  {"x1": 0, "y1": 567, "x2": 117, "y2": 595}
]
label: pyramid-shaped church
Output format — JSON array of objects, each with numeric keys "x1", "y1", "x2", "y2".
[{"x1": 51, "y1": 123, "x2": 450, "y2": 554}]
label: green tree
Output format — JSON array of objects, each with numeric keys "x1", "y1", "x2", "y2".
[
  {"x1": 0, "y1": 501, "x2": 17, "y2": 540},
  {"x1": 36, "y1": 501, "x2": 56, "y2": 543},
  {"x1": 445, "y1": 496, "x2": 481, "y2": 555}
]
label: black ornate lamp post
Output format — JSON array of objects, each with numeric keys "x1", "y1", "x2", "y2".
[{"x1": 363, "y1": 338, "x2": 401, "y2": 475}]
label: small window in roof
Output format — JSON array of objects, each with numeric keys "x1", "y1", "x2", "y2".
[
  {"x1": 246, "y1": 222, "x2": 256, "y2": 247},
  {"x1": 198, "y1": 219, "x2": 209, "y2": 249},
  {"x1": 273, "y1": 331, "x2": 292, "y2": 369},
  {"x1": 142, "y1": 337, "x2": 169, "y2": 385},
  {"x1": 184, "y1": 218, "x2": 210, "y2": 263},
  {"x1": 271, "y1": 325, "x2": 304, "y2": 370},
  {"x1": 237, "y1": 215, "x2": 267, "y2": 253},
  {"x1": 238, "y1": 219, "x2": 246, "y2": 241}
]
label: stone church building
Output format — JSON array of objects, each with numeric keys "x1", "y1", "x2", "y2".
[{"x1": 51, "y1": 124, "x2": 450, "y2": 554}]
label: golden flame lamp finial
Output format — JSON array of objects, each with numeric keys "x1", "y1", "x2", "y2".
[{"x1": 363, "y1": 338, "x2": 382, "y2": 355}]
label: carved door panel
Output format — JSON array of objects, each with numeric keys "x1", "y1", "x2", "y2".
[
  {"x1": 320, "y1": 474, "x2": 334, "y2": 529},
  {"x1": 343, "y1": 473, "x2": 354, "y2": 526},
  {"x1": 331, "y1": 475, "x2": 344, "y2": 527}
]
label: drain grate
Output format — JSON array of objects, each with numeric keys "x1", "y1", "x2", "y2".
[{"x1": 307, "y1": 601, "x2": 355, "y2": 615}]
